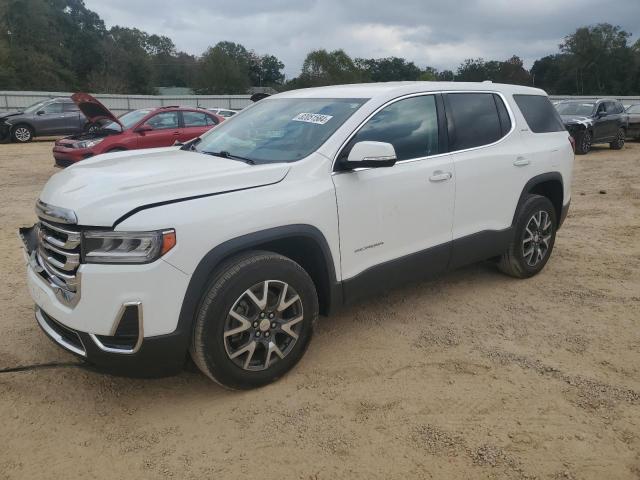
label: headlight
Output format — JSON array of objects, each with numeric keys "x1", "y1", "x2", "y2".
[
  {"x1": 77, "y1": 138, "x2": 104, "y2": 149},
  {"x1": 82, "y1": 229, "x2": 176, "y2": 264}
]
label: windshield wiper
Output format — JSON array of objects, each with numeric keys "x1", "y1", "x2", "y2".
[{"x1": 201, "y1": 150, "x2": 255, "y2": 165}]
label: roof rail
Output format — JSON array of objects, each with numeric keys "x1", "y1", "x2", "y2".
[{"x1": 160, "y1": 105, "x2": 180, "y2": 109}]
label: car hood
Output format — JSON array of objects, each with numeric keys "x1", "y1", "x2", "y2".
[
  {"x1": 71, "y1": 92, "x2": 122, "y2": 127},
  {"x1": 0, "y1": 110, "x2": 25, "y2": 121},
  {"x1": 39, "y1": 147, "x2": 291, "y2": 226},
  {"x1": 561, "y1": 115, "x2": 593, "y2": 126}
]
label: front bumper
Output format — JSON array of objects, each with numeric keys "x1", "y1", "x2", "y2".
[
  {"x1": 52, "y1": 145, "x2": 94, "y2": 167},
  {"x1": 22, "y1": 224, "x2": 192, "y2": 377},
  {"x1": 36, "y1": 307, "x2": 189, "y2": 377}
]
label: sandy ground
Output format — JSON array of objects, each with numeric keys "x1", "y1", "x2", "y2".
[{"x1": 0, "y1": 139, "x2": 639, "y2": 479}]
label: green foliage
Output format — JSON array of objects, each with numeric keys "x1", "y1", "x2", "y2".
[
  {"x1": 194, "y1": 41, "x2": 251, "y2": 94},
  {"x1": 0, "y1": 4, "x2": 638, "y2": 96}
]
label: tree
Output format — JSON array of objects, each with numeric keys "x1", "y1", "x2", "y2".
[
  {"x1": 560, "y1": 23, "x2": 635, "y2": 94},
  {"x1": 195, "y1": 41, "x2": 251, "y2": 94},
  {"x1": 290, "y1": 49, "x2": 363, "y2": 88},
  {"x1": 456, "y1": 58, "x2": 488, "y2": 81},
  {"x1": 356, "y1": 57, "x2": 422, "y2": 82},
  {"x1": 249, "y1": 53, "x2": 285, "y2": 87}
]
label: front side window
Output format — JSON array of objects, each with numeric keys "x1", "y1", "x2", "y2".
[
  {"x1": 513, "y1": 94, "x2": 565, "y2": 133},
  {"x1": 194, "y1": 98, "x2": 367, "y2": 164},
  {"x1": 41, "y1": 102, "x2": 63, "y2": 114},
  {"x1": 446, "y1": 93, "x2": 503, "y2": 150},
  {"x1": 63, "y1": 102, "x2": 80, "y2": 112},
  {"x1": 342, "y1": 95, "x2": 439, "y2": 162},
  {"x1": 146, "y1": 111, "x2": 179, "y2": 130}
]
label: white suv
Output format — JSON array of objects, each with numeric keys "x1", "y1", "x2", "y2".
[{"x1": 21, "y1": 82, "x2": 574, "y2": 389}]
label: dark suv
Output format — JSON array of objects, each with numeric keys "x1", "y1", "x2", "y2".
[
  {"x1": 556, "y1": 99, "x2": 628, "y2": 154},
  {"x1": 0, "y1": 97, "x2": 91, "y2": 143}
]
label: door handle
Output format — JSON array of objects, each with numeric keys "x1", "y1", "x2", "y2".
[
  {"x1": 513, "y1": 157, "x2": 530, "y2": 167},
  {"x1": 429, "y1": 171, "x2": 452, "y2": 182}
]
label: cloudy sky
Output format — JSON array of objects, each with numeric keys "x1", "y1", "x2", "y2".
[{"x1": 84, "y1": 0, "x2": 640, "y2": 78}]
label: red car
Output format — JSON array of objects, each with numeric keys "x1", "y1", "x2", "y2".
[{"x1": 53, "y1": 93, "x2": 224, "y2": 167}]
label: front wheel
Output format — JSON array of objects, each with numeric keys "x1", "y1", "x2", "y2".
[
  {"x1": 609, "y1": 128, "x2": 625, "y2": 150},
  {"x1": 190, "y1": 251, "x2": 318, "y2": 389},
  {"x1": 12, "y1": 124, "x2": 33, "y2": 143},
  {"x1": 574, "y1": 130, "x2": 591, "y2": 155},
  {"x1": 498, "y1": 194, "x2": 557, "y2": 279}
]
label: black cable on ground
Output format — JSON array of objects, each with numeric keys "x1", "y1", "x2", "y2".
[{"x1": 0, "y1": 362, "x2": 83, "y2": 374}]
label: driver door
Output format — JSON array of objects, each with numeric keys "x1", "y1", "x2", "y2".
[
  {"x1": 332, "y1": 94, "x2": 454, "y2": 301},
  {"x1": 34, "y1": 101, "x2": 65, "y2": 135},
  {"x1": 136, "y1": 111, "x2": 181, "y2": 148}
]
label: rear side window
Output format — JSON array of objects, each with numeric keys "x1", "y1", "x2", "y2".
[
  {"x1": 446, "y1": 93, "x2": 503, "y2": 150},
  {"x1": 513, "y1": 95, "x2": 565, "y2": 133},
  {"x1": 344, "y1": 95, "x2": 439, "y2": 161},
  {"x1": 183, "y1": 111, "x2": 213, "y2": 127}
]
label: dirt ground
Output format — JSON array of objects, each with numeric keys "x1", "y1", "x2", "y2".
[{"x1": 0, "y1": 139, "x2": 639, "y2": 480}]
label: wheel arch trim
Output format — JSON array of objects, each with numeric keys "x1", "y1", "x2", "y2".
[
  {"x1": 512, "y1": 172, "x2": 564, "y2": 227},
  {"x1": 173, "y1": 224, "x2": 341, "y2": 349}
]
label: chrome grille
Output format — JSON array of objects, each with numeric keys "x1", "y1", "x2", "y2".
[{"x1": 36, "y1": 219, "x2": 81, "y2": 294}]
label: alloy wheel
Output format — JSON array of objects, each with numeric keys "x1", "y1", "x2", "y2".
[
  {"x1": 223, "y1": 280, "x2": 304, "y2": 371},
  {"x1": 522, "y1": 210, "x2": 553, "y2": 267},
  {"x1": 14, "y1": 127, "x2": 31, "y2": 142}
]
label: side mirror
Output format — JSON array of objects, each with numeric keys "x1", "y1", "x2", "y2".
[
  {"x1": 342, "y1": 141, "x2": 397, "y2": 170},
  {"x1": 597, "y1": 110, "x2": 608, "y2": 118},
  {"x1": 36, "y1": 110, "x2": 45, "y2": 115},
  {"x1": 135, "y1": 124, "x2": 153, "y2": 133}
]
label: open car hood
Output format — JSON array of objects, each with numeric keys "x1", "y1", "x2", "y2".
[{"x1": 71, "y1": 92, "x2": 122, "y2": 128}]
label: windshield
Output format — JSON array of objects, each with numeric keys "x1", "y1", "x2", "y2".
[
  {"x1": 102, "y1": 109, "x2": 153, "y2": 130},
  {"x1": 627, "y1": 105, "x2": 640, "y2": 114},
  {"x1": 194, "y1": 98, "x2": 368, "y2": 163},
  {"x1": 23, "y1": 100, "x2": 51, "y2": 113},
  {"x1": 556, "y1": 102, "x2": 595, "y2": 116}
]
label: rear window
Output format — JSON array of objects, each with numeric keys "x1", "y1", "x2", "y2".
[
  {"x1": 515, "y1": 95, "x2": 565, "y2": 133},
  {"x1": 446, "y1": 93, "x2": 504, "y2": 151}
]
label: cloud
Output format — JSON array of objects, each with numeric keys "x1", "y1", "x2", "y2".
[{"x1": 84, "y1": 0, "x2": 640, "y2": 77}]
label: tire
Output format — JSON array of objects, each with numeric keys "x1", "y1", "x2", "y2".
[
  {"x1": 11, "y1": 124, "x2": 33, "y2": 143},
  {"x1": 498, "y1": 194, "x2": 557, "y2": 279},
  {"x1": 574, "y1": 130, "x2": 591, "y2": 155},
  {"x1": 609, "y1": 127, "x2": 625, "y2": 150},
  {"x1": 190, "y1": 250, "x2": 318, "y2": 389}
]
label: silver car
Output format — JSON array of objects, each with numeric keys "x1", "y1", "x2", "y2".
[{"x1": 0, "y1": 97, "x2": 91, "y2": 143}]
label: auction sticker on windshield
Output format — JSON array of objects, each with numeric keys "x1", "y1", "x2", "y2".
[{"x1": 292, "y1": 113, "x2": 333, "y2": 125}]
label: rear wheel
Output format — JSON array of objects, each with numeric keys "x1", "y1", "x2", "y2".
[
  {"x1": 574, "y1": 130, "x2": 591, "y2": 155},
  {"x1": 609, "y1": 127, "x2": 625, "y2": 150},
  {"x1": 190, "y1": 251, "x2": 318, "y2": 389},
  {"x1": 498, "y1": 194, "x2": 557, "y2": 278},
  {"x1": 12, "y1": 124, "x2": 33, "y2": 143}
]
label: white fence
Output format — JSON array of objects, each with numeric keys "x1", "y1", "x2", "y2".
[
  {"x1": 1, "y1": 91, "x2": 638, "y2": 114},
  {"x1": 0, "y1": 91, "x2": 253, "y2": 114}
]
